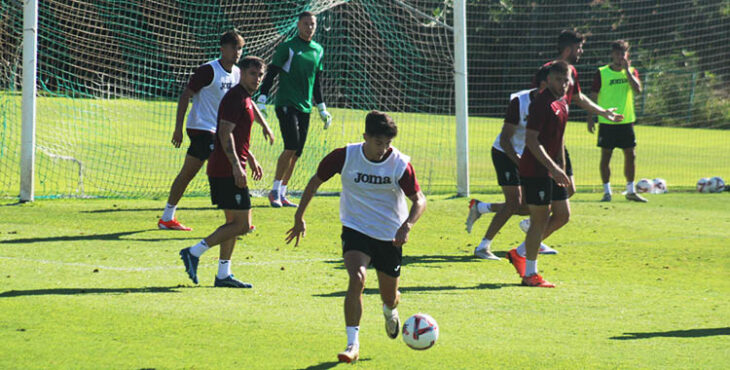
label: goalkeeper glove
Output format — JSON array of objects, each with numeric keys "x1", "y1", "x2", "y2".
[
  {"x1": 256, "y1": 94, "x2": 268, "y2": 119},
  {"x1": 317, "y1": 102, "x2": 333, "y2": 130}
]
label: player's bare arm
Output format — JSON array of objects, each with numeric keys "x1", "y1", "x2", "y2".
[
  {"x1": 246, "y1": 152, "x2": 263, "y2": 181},
  {"x1": 393, "y1": 190, "x2": 427, "y2": 247},
  {"x1": 218, "y1": 119, "x2": 246, "y2": 188},
  {"x1": 587, "y1": 91, "x2": 599, "y2": 133},
  {"x1": 499, "y1": 122, "x2": 521, "y2": 165},
  {"x1": 622, "y1": 56, "x2": 642, "y2": 94},
  {"x1": 286, "y1": 175, "x2": 325, "y2": 246},
  {"x1": 172, "y1": 87, "x2": 195, "y2": 147},
  {"x1": 251, "y1": 102, "x2": 275, "y2": 145},
  {"x1": 575, "y1": 92, "x2": 624, "y2": 123},
  {"x1": 524, "y1": 129, "x2": 570, "y2": 187}
]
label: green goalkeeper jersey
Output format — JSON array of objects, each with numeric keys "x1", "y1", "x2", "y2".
[{"x1": 271, "y1": 36, "x2": 324, "y2": 113}]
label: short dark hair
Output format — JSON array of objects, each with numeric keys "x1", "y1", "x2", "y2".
[
  {"x1": 365, "y1": 111, "x2": 397, "y2": 138},
  {"x1": 299, "y1": 11, "x2": 315, "y2": 20},
  {"x1": 240, "y1": 56, "x2": 266, "y2": 71},
  {"x1": 611, "y1": 39, "x2": 629, "y2": 53},
  {"x1": 549, "y1": 60, "x2": 570, "y2": 76},
  {"x1": 534, "y1": 65, "x2": 551, "y2": 85},
  {"x1": 220, "y1": 30, "x2": 244, "y2": 47},
  {"x1": 557, "y1": 29, "x2": 584, "y2": 53}
]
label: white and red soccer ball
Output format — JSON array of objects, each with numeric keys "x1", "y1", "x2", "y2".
[
  {"x1": 652, "y1": 178, "x2": 668, "y2": 194},
  {"x1": 635, "y1": 178, "x2": 653, "y2": 193},
  {"x1": 698, "y1": 176, "x2": 725, "y2": 193},
  {"x1": 402, "y1": 313, "x2": 439, "y2": 350}
]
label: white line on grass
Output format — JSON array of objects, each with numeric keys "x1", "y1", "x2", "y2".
[{"x1": 0, "y1": 255, "x2": 340, "y2": 272}]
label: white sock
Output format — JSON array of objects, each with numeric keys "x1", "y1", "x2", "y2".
[
  {"x1": 477, "y1": 202, "x2": 492, "y2": 214},
  {"x1": 603, "y1": 183, "x2": 611, "y2": 194},
  {"x1": 280, "y1": 185, "x2": 287, "y2": 198},
  {"x1": 525, "y1": 259, "x2": 538, "y2": 276},
  {"x1": 162, "y1": 203, "x2": 176, "y2": 222},
  {"x1": 346, "y1": 326, "x2": 360, "y2": 347},
  {"x1": 189, "y1": 239, "x2": 210, "y2": 257},
  {"x1": 516, "y1": 241, "x2": 526, "y2": 257},
  {"x1": 382, "y1": 303, "x2": 397, "y2": 318},
  {"x1": 272, "y1": 180, "x2": 282, "y2": 192},
  {"x1": 476, "y1": 238, "x2": 491, "y2": 251},
  {"x1": 217, "y1": 260, "x2": 231, "y2": 279},
  {"x1": 627, "y1": 182, "x2": 635, "y2": 194}
]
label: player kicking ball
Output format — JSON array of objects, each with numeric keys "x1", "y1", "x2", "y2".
[
  {"x1": 179, "y1": 56, "x2": 272, "y2": 288},
  {"x1": 285, "y1": 111, "x2": 427, "y2": 363}
]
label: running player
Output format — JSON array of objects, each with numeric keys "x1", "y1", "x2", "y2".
[
  {"x1": 466, "y1": 66, "x2": 558, "y2": 259},
  {"x1": 285, "y1": 111, "x2": 426, "y2": 363},
  {"x1": 179, "y1": 56, "x2": 270, "y2": 288},
  {"x1": 257, "y1": 11, "x2": 333, "y2": 208},
  {"x1": 587, "y1": 40, "x2": 646, "y2": 202}
]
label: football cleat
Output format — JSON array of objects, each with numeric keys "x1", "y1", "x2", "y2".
[
  {"x1": 214, "y1": 274, "x2": 253, "y2": 288},
  {"x1": 522, "y1": 273, "x2": 555, "y2": 288},
  {"x1": 280, "y1": 196, "x2": 298, "y2": 208},
  {"x1": 268, "y1": 190, "x2": 282, "y2": 208},
  {"x1": 474, "y1": 247, "x2": 500, "y2": 260},
  {"x1": 464, "y1": 199, "x2": 482, "y2": 233},
  {"x1": 625, "y1": 192, "x2": 648, "y2": 203},
  {"x1": 519, "y1": 218, "x2": 530, "y2": 233},
  {"x1": 384, "y1": 309, "x2": 400, "y2": 339},
  {"x1": 179, "y1": 247, "x2": 199, "y2": 284},
  {"x1": 337, "y1": 344, "x2": 359, "y2": 363},
  {"x1": 158, "y1": 218, "x2": 192, "y2": 231},
  {"x1": 506, "y1": 248, "x2": 526, "y2": 277},
  {"x1": 600, "y1": 193, "x2": 612, "y2": 202},
  {"x1": 538, "y1": 243, "x2": 558, "y2": 255}
]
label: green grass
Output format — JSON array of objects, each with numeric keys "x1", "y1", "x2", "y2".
[
  {"x1": 1, "y1": 92, "x2": 729, "y2": 198},
  {"x1": 1, "y1": 193, "x2": 729, "y2": 368}
]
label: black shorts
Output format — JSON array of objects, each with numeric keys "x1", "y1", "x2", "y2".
[
  {"x1": 565, "y1": 147, "x2": 573, "y2": 177},
  {"x1": 186, "y1": 129, "x2": 215, "y2": 161},
  {"x1": 275, "y1": 106, "x2": 311, "y2": 157},
  {"x1": 208, "y1": 177, "x2": 251, "y2": 210},
  {"x1": 491, "y1": 147, "x2": 520, "y2": 186},
  {"x1": 597, "y1": 123, "x2": 636, "y2": 149},
  {"x1": 521, "y1": 177, "x2": 569, "y2": 206},
  {"x1": 341, "y1": 226, "x2": 402, "y2": 278}
]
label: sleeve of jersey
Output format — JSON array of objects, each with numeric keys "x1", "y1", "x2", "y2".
[
  {"x1": 572, "y1": 68, "x2": 582, "y2": 95},
  {"x1": 398, "y1": 163, "x2": 421, "y2": 197},
  {"x1": 218, "y1": 94, "x2": 242, "y2": 125},
  {"x1": 504, "y1": 97, "x2": 520, "y2": 125},
  {"x1": 591, "y1": 70, "x2": 601, "y2": 93},
  {"x1": 316, "y1": 148, "x2": 346, "y2": 182},
  {"x1": 186, "y1": 64, "x2": 214, "y2": 92},
  {"x1": 526, "y1": 99, "x2": 545, "y2": 132},
  {"x1": 271, "y1": 44, "x2": 287, "y2": 68}
]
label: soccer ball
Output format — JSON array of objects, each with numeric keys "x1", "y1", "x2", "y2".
[
  {"x1": 697, "y1": 177, "x2": 712, "y2": 193},
  {"x1": 635, "y1": 178, "x2": 653, "y2": 193},
  {"x1": 402, "y1": 313, "x2": 439, "y2": 350},
  {"x1": 707, "y1": 176, "x2": 726, "y2": 193},
  {"x1": 652, "y1": 178, "x2": 668, "y2": 194}
]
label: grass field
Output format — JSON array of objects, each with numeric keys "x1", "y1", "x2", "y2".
[
  {"x1": 1, "y1": 93, "x2": 729, "y2": 198},
  {"x1": 1, "y1": 192, "x2": 729, "y2": 368}
]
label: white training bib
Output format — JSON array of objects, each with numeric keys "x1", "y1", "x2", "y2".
[
  {"x1": 492, "y1": 88, "x2": 534, "y2": 156},
  {"x1": 340, "y1": 143, "x2": 410, "y2": 241},
  {"x1": 186, "y1": 60, "x2": 240, "y2": 132}
]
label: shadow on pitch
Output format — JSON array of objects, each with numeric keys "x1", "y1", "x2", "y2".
[
  {"x1": 314, "y1": 283, "x2": 519, "y2": 298},
  {"x1": 0, "y1": 285, "x2": 192, "y2": 298},
  {"x1": 610, "y1": 327, "x2": 730, "y2": 340},
  {"x1": 298, "y1": 358, "x2": 371, "y2": 369},
  {"x1": 0, "y1": 229, "x2": 199, "y2": 244},
  {"x1": 323, "y1": 254, "x2": 483, "y2": 271},
  {"x1": 81, "y1": 205, "x2": 270, "y2": 213}
]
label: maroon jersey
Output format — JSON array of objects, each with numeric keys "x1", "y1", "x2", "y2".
[
  {"x1": 519, "y1": 88, "x2": 569, "y2": 178},
  {"x1": 207, "y1": 84, "x2": 254, "y2": 177},
  {"x1": 316, "y1": 147, "x2": 421, "y2": 196},
  {"x1": 534, "y1": 61, "x2": 580, "y2": 105}
]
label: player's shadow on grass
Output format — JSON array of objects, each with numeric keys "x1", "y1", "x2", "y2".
[
  {"x1": 0, "y1": 285, "x2": 191, "y2": 298},
  {"x1": 314, "y1": 283, "x2": 518, "y2": 298},
  {"x1": 610, "y1": 327, "x2": 730, "y2": 340},
  {"x1": 323, "y1": 254, "x2": 483, "y2": 271},
  {"x1": 81, "y1": 205, "x2": 270, "y2": 213},
  {"x1": 298, "y1": 358, "x2": 371, "y2": 369},
  {"x1": 0, "y1": 230, "x2": 198, "y2": 244}
]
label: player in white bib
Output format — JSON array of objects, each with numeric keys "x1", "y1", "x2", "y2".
[
  {"x1": 465, "y1": 66, "x2": 558, "y2": 259},
  {"x1": 285, "y1": 111, "x2": 427, "y2": 363},
  {"x1": 159, "y1": 31, "x2": 273, "y2": 231}
]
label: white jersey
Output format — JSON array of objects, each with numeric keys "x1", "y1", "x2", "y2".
[
  {"x1": 186, "y1": 60, "x2": 240, "y2": 132},
  {"x1": 492, "y1": 89, "x2": 534, "y2": 156},
  {"x1": 340, "y1": 143, "x2": 410, "y2": 241}
]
